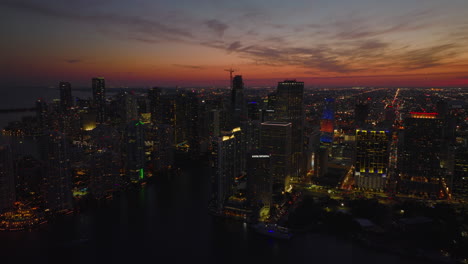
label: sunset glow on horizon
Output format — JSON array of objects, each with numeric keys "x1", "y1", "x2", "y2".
[{"x1": 2, "y1": 0, "x2": 468, "y2": 88}]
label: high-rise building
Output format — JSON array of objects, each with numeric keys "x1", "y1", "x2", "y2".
[
  {"x1": 398, "y1": 112, "x2": 454, "y2": 198},
  {"x1": 59, "y1": 82, "x2": 73, "y2": 112},
  {"x1": 148, "y1": 87, "x2": 162, "y2": 124},
  {"x1": 260, "y1": 121, "x2": 292, "y2": 201},
  {"x1": 120, "y1": 92, "x2": 139, "y2": 124},
  {"x1": 150, "y1": 124, "x2": 174, "y2": 173},
  {"x1": 354, "y1": 129, "x2": 391, "y2": 191},
  {"x1": 40, "y1": 131, "x2": 73, "y2": 212},
  {"x1": 124, "y1": 121, "x2": 146, "y2": 183},
  {"x1": 15, "y1": 156, "x2": 42, "y2": 205},
  {"x1": 210, "y1": 127, "x2": 242, "y2": 212},
  {"x1": 262, "y1": 92, "x2": 277, "y2": 122},
  {"x1": 453, "y1": 147, "x2": 468, "y2": 200},
  {"x1": 0, "y1": 145, "x2": 15, "y2": 212},
  {"x1": 36, "y1": 99, "x2": 48, "y2": 132},
  {"x1": 92, "y1": 77, "x2": 106, "y2": 123},
  {"x1": 355, "y1": 103, "x2": 369, "y2": 128},
  {"x1": 247, "y1": 101, "x2": 261, "y2": 121},
  {"x1": 320, "y1": 98, "x2": 335, "y2": 144},
  {"x1": 275, "y1": 80, "x2": 304, "y2": 153},
  {"x1": 275, "y1": 80, "x2": 305, "y2": 180},
  {"x1": 230, "y1": 75, "x2": 246, "y2": 128},
  {"x1": 89, "y1": 150, "x2": 121, "y2": 199},
  {"x1": 247, "y1": 152, "x2": 272, "y2": 209}
]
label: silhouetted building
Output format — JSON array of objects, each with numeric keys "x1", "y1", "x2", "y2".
[
  {"x1": 275, "y1": 80, "x2": 305, "y2": 181},
  {"x1": 151, "y1": 124, "x2": 174, "y2": 172},
  {"x1": 355, "y1": 103, "x2": 369, "y2": 128},
  {"x1": 453, "y1": 147, "x2": 468, "y2": 200},
  {"x1": 40, "y1": 131, "x2": 73, "y2": 212},
  {"x1": 260, "y1": 121, "x2": 292, "y2": 201},
  {"x1": 36, "y1": 99, "x2": 48, "y2": 132},
  {"x1": 247, "y1": 101, "x2": 261, "y2": 121},
  {"x1": 59, "y1": 82, "x2": 72, "y2": 112},
  {"x1": 148, "y1": 87, "x2": 162, "y2": 124},
  {"x1": 0, "y1": 145, "x2": 15, "y2": 212},
  {"x1": 247, "y1": 153, "x2": 272, "y2": 209},
  {"x1": 89, "y1": 150, "x2": 121, "y2": 199},
  {"x1": 119, "y1": 91, "x2": 139, "y2": 124},
  {"x1": 92, "y1": 77, "x2": 106, "y2": 123},
  {"x1": 15, "y1": 156, "x2": 43, "y2": 205},
  {"x1": 230, "y1": 75, "x2": 246, "y2": 128},
  {"x1": 398, "y1": 112, "x2": 454, "y2": 198},
  {"x1": 124, "y1": 121, "x2": 146, "y2": 183}
]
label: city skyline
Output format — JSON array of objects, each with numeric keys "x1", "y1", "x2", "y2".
[{"x1": 2, "y1": 0, "x2": 468, "y2": 88}]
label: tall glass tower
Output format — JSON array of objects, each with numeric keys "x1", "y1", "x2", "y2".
[
  {"x1": 92, "y1": 77, "x2": 106, "y2": 123},
  {"x1": 320, "y1": 98, "x2": 335, "y2": 144}
]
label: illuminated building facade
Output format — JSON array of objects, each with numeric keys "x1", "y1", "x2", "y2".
[
  {"x1": 210, "y1": 127, "x2": 242, "y2": 212},
  {"x1": 92, "y1": 77, "x2": 106, "y2": 123},
  {"x1": 260, "y1": 121, "x2": 292, "y2": 200},
  {"x1": 354, "y1": 129, "x2": 391, "y2": 191},
  {"x1": 0, "y1": 145, "x2": 15, "y2": 212},
  {"x1": 320, "y1": 98, "x2": 335, "y2": 144}
]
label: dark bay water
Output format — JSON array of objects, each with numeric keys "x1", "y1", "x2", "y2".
[
  {"x1": 0, "y1": 87, "x2": 90, "y2": 129},
  {"x1": 0, "y1": 165, "x2": 424, "y2": 264}
]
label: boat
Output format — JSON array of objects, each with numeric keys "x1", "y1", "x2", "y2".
[{"x1": 252, "y1": 222, "x2": 293, "y2": 240}]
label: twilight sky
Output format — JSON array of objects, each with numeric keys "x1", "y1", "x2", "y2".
[{"x1": 1, "y1": 0, "x2": 468, "y2": 88}]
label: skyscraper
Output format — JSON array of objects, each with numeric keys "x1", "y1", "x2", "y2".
[
  {"x1": 354, "y1": 103, "x2": 369, "y2": 128},
  {"x1": 210, "y1": 127, "x2": 242, "y2": 212},
  {"x1": 320, "y1": 98, "x2": 335, "y2": 144},
  {"x1": 247, "y1": 152, "x2": 272, "y2": 209},
  {"x1": 0, "y1": 145, "x2": 15, "y2": 212},
  {"x1": 148, "y1": 87, "x2": 162, "y2": 124},
  {"x1": 119, "y1": 91, "x2": 139, "y2": 124},
  {"x1": 92, "y1": 77, "x2": 106, "y2": 123},
  {"x1": 275, "y1": 80, "x2": 305, "y2": 180},
  {"x1": 150, "y1": 124, "x2": 174, "y2": 173},
  {"x1": 36, "y1": 99, "x2": 48, "y2": 132},
  {"x1": 275, "y1": 80, "x2": 304, "y2": 153},
  {"x1": 260, "y1": 121, "x2": 292, "y2": 201},
  {"x1": 230, "y1": 75, "x2": 246, "y2": 128},
  {"x1": 124, "y1": 121, "x2": 146, "y2": 183},
  {"x1": 89, "y1": 150, "x2": 120, "y2": 199},
  {"x1": 59, "y1": 82, "x2": 72, "y2": 112},
  {"x1": 398, "y1": 112, "x2": 453, "y2": 198},
  {"x1": 354, "y1": 129, "x2": 391, "y2": 191},
  {"x1": 40, "y1": 131, "x2": 73, "y2": 212}
]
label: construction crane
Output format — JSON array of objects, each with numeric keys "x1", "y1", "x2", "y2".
[{"x1": 224, "y1": 67, "x2": 237, "y2": 87}]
